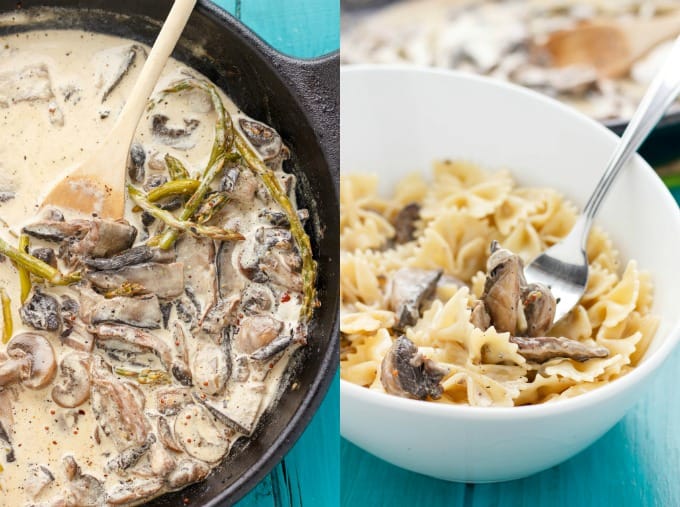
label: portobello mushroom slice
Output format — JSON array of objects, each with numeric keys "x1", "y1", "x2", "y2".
[
  {"x1": 79, "y1": 287, "x2": 163, "y2": 329},
  {"x1": 62, "y1": 455, "x2": 106, "y2": 507},
  {"x1": 51, "y1": 352, "x2": 92, "y2": 408},
  {"x1": 521, "y1": 283, "x2": 557, "y2": 337},
  {"x1": 176, "y1": 235, "x2": 217, "y2": 323},
  {"x1": 106, "y1": 434, "x2": 156, "y2": 474},
  {"x1": 151, "y1": 114, "x2": 200, "y2": 149},
  {"x1": 0, "y1": 388, "x2": 15, "y2": 462},
  {"x1": 509, "y1": 336, "x2": 609, "y2": 363},
  {"x1": 90, "y1": 356, "x2": 150, "y2": 451},
  {"x1": 388, "y1": 268, "x2": 443, "y2": 331},
  {"x1": 195, "y1": 383, "x2": 264, "y2": 436},
  {"x1": 23, "y1": 464, "x2": 54, "y2": 500},
  {"x1": 22, "y1": 219, "x2": 88, "y2": 242},
  {"x1": 192, "y1": 339, "x2": 231, "y2": 396},
  {"x1": 83, "y1": 245, "x2": 175, "y2": 271},
  {"x1": 20, "y1": 289, "x2": 61, "y2": 332},
  {"x1": 393, "y1": 202, "x2": 420, "y2": 244},
  {"x1": 380, "y1": 336, "x2": 448, "y2": 400},
  {"x1": 174, "y1": 403, "x2": 231, "y2": 463},
  {"x1": 69, "y1": 218, "x2": 137, "y2": 259},
  {"x1": 106, "y1": 478, "x2": 164, "y2": 505},
  {"x1": 238, "y1": 118, "x2": 283, "y2": 160},
  {"x1": 234, "y1": 315, "x2": 283, "y2": 355},
  {"x1": 166, "y1": 459, "x2": 211, "y2": 490},
  {"x1": 482, "y1": 242, "x2": 525, "y2": 334},
  {"x1": 92, "y1": 323, "x2": 190, "y2": 384},
  {"x1": 85, "y1": 262, "x2": 185, "y2": 299}
]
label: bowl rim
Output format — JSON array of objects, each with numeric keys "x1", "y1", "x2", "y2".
[{"x1": 339, "y1": 64, "x2": 680, "y2": 419}]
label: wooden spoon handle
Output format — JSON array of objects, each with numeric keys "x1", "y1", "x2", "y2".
[{"x1": 109, "y1": 0, "x2": 197, "y2": 149}]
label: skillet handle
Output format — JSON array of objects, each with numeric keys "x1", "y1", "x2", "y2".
[{"x1": 274, "y1": 52, "x2": 340, "y2": 187}]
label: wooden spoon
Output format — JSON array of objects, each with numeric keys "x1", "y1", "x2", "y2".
[
  {"x1": 540, "y1": 11, "x2": 680, "y2": 79},
  {"x1": 41, "y1": 0, "x2": 197, "y2": 219}
]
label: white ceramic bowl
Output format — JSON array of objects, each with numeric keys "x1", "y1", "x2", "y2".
[{"x1": 340, "y1": 65, "x2": 680, "y2": 483}]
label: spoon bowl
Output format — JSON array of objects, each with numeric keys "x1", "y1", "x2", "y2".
[
  {"x1": 526, "y1": 35, "x2": 680, "y2": 323},
  {"x1": 40, "y1": 0, "x2": 196, "y2": 219}
]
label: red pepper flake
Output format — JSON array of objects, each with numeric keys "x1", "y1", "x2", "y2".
[
  {"x1": 280, "y1": 292, "x2": 291, "y2": 303},
  {"x1": 186, "y1": 438, "x2": 192, "y2": 443},
  {"x1": 183, "y1": 498, "x2": 190, "y2": 505},
  {"x1": 73, "y1": 430, "x2": 78, "y2": 435},
  {"x1": 78, "y1": 409, "x2": 86, "y2": 416},
  {"x1": 52, "y1": 441, "x2": 57, "y2": 445},
  {"x1": 203, "y1": 381, "x2": 209, "y2": 387},
  {"x1": 49, "y1": 410, "x2": 56, "y2": 415},
  {"x1": 44, "y1": 426, "x2": 49, "y2": 431},
  {"x1": 186, "y1": 415, "x2": 192, "y2": 420}
]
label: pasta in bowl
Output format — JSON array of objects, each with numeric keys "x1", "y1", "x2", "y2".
[
  {"x1": 339, "y1": 66, "x2": 680, "y2": 482},
  {"x1": 341, "y1": 161, "x2": 658, "y2": 407}
]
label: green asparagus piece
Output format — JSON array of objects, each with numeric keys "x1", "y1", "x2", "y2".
[
  {"x1": 195, "y1": 192, "x2": 230, "y2": 224},
  {"x1": 128, "y1": 185, "x2": 244, "y2": 242},
  {"x1": 147, "y1": 179, "x2": 199, "y2": 203},
  {"x1": 17, "y1": 234, "x2": 31, "y2": 304},
  {"x1": 0, "y1": 237, "x2": 80, "y2": 285},
  {"x1": 114, "y1": 367, "x2": 171, "y2": 385},
  {"x1": 164, "y1": 153, "x2": 191, "y2": 180},
  {"x1": 156, "y1": 155, "x2": 228, "y2": 250},
  {"x1": 1, "y1": 288, "x2": 11, "y2": 344},
  {"x1": 235, "y1": 135, "x2": 318, "y2": 321}
]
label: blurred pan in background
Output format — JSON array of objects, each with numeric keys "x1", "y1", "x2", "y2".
[{"x1": 342, "y1": 0, "x2": 680, "y2": 166}]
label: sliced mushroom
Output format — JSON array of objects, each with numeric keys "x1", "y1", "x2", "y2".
[
  {"x1": 31, "y1": 247, "x2": 57, "y2": 268},
  {"x1": 388, "y1": 268, "x2": 442, "y2": 331},
  {"x1": 85, "y1": 262, "x2": 185, "y2": 299},
  {"x1": 482, "y1": 241, "x2": 525, "y2": 334},
  {"x1": 106, "y1": 478, "x2": 164, "y2": 505},
  {"x1": 0, "y1": 388, "x2": 15, "y2": 462},
  {"x1": 238, "y1": 118, "x2": 283, "y2": 160},
  {"x1": 79, "y1": 288, "x2": 162, "y2": 329},
  {"x1": 0, "y1": 353, "x2": 31, "y2": 387},
  {"x1": 0, "y1": 64, "x2": 54, "y2": 106},
  {"x1": 127, "y1": 142, "x2": 146, "y2": 183},
  {"x1": 250, "y1": 333, "x2": 293, "y2": 361},
  {"x1": 380, "y1": 336, "x2": 448, "y2": 400},
  {"x1": 148, "y1": 440, "x2": 176, "y2": 477},
  {"x1": 217, "y1": 241, "x2": 247, "y2": 298},
  {"x1": 166, "y1": 459, "x2": 211, "y2": 490},
  {"x1": 157, "y1": 415, "x2": 182, "y2": 452},
  {"x1": 51, "y1": 352, "x2": 91, "y2": 408},
  {"x1": 196, "y1": 383, "x2": 263, "y2": 436},
  {"x1": 240, "y1": 283, "x2": 275, "y2": 315},
  {"x1": 68, "y1": 219, "x2": 137, "y2": 259},
  {"x1": 20, "y1": 289, "x2": 60, "y2": 331},
  {"x1": 83, "y1": 245, "x2": 175, "y2": 271},
  {"x1": 23, "y1": 464, "x2": 54, "y2": 500},
  {"x1": 92, "y1": 323, "x2": 190, "y2": 384},
  {"x1": 106, "y1": 433, "x2": 156, "y2": 474},
  {"x1": 259, "y1": 208, "x2": 309, "y2": 227},
  {"x1": 481, "y1": 242, "x2": 558, "y2": 337},
  {"x1": 237, "y1": 227, "x2": 303, "y2": 291},
  {"x1": 234, "y1": 315, "x2": 283, "y2": 354},
  {"x1": 22, "y1": 219, "x2": 88, "y2": 242},
  {"x1": 176, "y1": 235, "x2": 217, "y2": 323},
  {"x1": 174, "y1": 403, "x2": 231, "y2": 463},
  {"x1": 393, "y1": 203, "x2": 420, "y2": 244},
  {"x1": 90, "y1": 356, "x2": 150, "y2": 450},
  {"x1": 192, "y1": 340, "x2": 231, "y2": 396},
  {"x1": 521, "y1": 283, "x2": 556, "y2": 337},
  {"x1": 97, "y1": 44, "x2": 146, "y2": 102},
  {"x1": 509, "y1": 336, "x2": 609, "y2": 363},
  {"x1": 199, "y1": 296, "x2": 239, "y2": 337},
  {"x1": 5, "y1": 333, "x2": 57, "y2": 389},
  {"x1": 62, "y1": 455, "x2": 106, "y2": 507},
  {"x1": 154, "y1": 386, "x2": 192, "y2": 416},
  {"x1": 151, "y1": 114, "x2": 200, "y2": 149},
  {"x1": 470, "y1": 299, "x2": 491, "y2": 330}
]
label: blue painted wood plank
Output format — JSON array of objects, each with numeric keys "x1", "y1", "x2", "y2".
[
  {"x1": 230, "y1": 0, "x2": 340, "y2": 58},
  {"x1": 341, "y1": 346, "x2": 680, "y2": 507},
  {"x1": 209, "y1": 1, "x2": 339, "y2": 505}
]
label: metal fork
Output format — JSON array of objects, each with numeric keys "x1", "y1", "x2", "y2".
[{"x1": 524, "y1": 35, "x2": 680, "y2": 323}]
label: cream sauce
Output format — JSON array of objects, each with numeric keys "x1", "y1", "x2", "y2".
[{"x1": 0, "y1": 29, "x2": 304, "y2": 506}]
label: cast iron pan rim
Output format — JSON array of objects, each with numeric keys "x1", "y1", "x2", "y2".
[{"x1": 193, "y1": 2, "x2": 340, "y2": 505}]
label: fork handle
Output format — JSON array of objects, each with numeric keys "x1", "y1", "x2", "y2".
[{"x1": 581, "y1": 34, "x2": 680, "y2": 236}]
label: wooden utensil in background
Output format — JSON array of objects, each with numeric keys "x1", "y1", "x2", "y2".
[
  {"x1": 41, "y1": 0, "x2": 196, "y2": 219},
  {"x1": 540, "y1": 11, "x2": 680, "y2": 78}
]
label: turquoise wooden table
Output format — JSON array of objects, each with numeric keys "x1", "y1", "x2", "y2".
[
  {"x1": 341, "y1": 181, "x2": 680, "y2": 507},
  {"x1": 209, "y1": 1, "x2": 340, "y2": 506}
]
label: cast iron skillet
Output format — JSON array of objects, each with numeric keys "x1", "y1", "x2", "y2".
[{"x1": 0, "y1": 1, "x2": 339, "y2": 505}]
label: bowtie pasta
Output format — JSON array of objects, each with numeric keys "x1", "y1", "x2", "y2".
[{"x1": 340, "y1": 161, "x2": 658, "y2": 407}]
